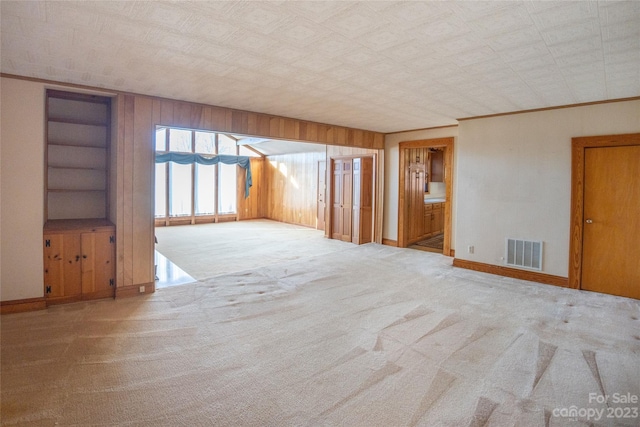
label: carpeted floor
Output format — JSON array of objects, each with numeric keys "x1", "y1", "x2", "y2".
[
  {"x1": 2, "y1": 222, "x2": 639, "y2": 426},
  {"x1": 155, "y1": 220, "x2": 351, "y2": 280}
]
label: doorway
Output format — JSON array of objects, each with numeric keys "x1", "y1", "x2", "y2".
[
  {"x1": 569, "y1": 133, "x2": 640, "y2": 299},
  {"x1": 328, "y1": 156, "x2": 375, "y2": 244},
  {"x1": 398, "y1": 137, "x2": 454, "y2": 255}
]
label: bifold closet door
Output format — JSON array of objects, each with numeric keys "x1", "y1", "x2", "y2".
[{"x1": 332, "y1": 159, "x2": 352, "y2": 242}]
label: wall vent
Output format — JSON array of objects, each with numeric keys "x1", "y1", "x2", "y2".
[{"x1": 506, "y1": 238, "x2": 542, "y2": 271}]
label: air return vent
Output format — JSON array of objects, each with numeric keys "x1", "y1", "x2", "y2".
[{"x1": 506, "y1": 239, "x2": 542, "y2": 271}]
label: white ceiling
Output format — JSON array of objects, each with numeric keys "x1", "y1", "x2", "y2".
[{"x1": 1, "y1": 1, "x2": 639, "y2": 133}]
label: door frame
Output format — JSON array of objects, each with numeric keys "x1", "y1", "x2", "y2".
[
  {"x1": 398, "y1": 137, "x2": 454, "y2": 254},
  {"x1": 327, "y1": 154, "x2": 377, "y2": 243},
  {"x1": 568, "y1": 133, "x2": 640, "y2": 289}
]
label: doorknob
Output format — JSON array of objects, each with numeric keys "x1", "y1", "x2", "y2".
[{"x1": 585, "y1": 219, "x2": 593, "y2": 224}]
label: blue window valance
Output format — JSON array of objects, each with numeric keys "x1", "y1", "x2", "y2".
[{"x1": 155, "y1": 153, "x2": 252, "y2": 198}]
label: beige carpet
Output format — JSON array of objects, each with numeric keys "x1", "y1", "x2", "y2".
[
  {"x1": 155, "y1": 220, "x2": 352, "y2": 280},
  {"x1": 2, "y1": 224, "x2": 640, "y2": 426}
]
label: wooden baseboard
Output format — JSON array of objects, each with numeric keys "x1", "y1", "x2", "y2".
[
  {"x1": 116, "y1": 282, "x2": 155, "y2": 299},
  {"x1": 1, "y1": 297, "x2": 47, "y2": 315},
  {"x1": 382, "y1": 238, "x2": 398, "y2": 247},
  {"x1": 452, "y1": 258, "x2": 570, "y2": 288}
]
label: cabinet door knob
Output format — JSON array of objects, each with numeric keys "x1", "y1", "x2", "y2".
[{"x1": 585, "y1": 219, "x2": 593, "y2": 224}]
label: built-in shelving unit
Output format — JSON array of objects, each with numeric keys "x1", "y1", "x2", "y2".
[
  {"x1": 46, "y1": 90, "x2": 111, "y2": 220},
  {"x1": 44, "y1": 90, "x2": 116, "y2": 304}
]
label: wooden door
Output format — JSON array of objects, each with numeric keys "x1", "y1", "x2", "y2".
[
  {"x1": 317, "y1": 160, "x2": 326, "y2": 231},
  {"x1": 331, "y1": 159, "x2": 352, "y2": 241},
  {"x1": 359, "y1": 157, "x2": 374, "y2": 244},
  {"x1": 81, "y1": 231, "x2": 115, "y2": 296},
  {"x1": 581, "y1": 145, "x2": 640, "y2": 299},
  {"x1": 352, "y1": 159, "x2": 361, "y2": 244},
  {"x1": 44, "y1": 233, "x2": 82, "y2": 298}
]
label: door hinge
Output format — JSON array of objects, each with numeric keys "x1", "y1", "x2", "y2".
[
  {"x1": 109, "y1": 235, "x2": 115, "y2": 244},
  {"x1": 109, "y1": 278, "x2": 114, "y2": 287},
  {"x1": 45, "y1": 239, "x2": 51, "y2": 247},
  {"x1": 45, "y1": 285, "x2": 51, "y2": 294}
]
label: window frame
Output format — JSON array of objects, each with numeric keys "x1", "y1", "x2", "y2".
[{"x1": 154, "y1": 127, "x2": 240, "y2": 227}]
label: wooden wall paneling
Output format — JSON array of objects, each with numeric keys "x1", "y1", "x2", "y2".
[
  {"x1": 269, "y1": 117, "x2": 284, "y2": 138},
  {"x1": 210, "y1": 106, "x2": 228, "y2": 132},
  {"x1": 122, "y1": 95, "x2": 135, "y2": 288},
  {"x1": 175, "y1": 102, "x2": 192, "y2": 129},
  {"x1": 115, "y1": 94, "x2": 125, "y2": 289},
  {"x1": 334, "y1": 127, "x2": 347, "y2": 146},
  {"x1": 254, "y1": 114, "x2": 269, "y2": 136},
  {"x1": 232, "y1": 111, "x2": 248, "y2": 134},
  {"x1": 317, "y1": 125, "x2": 329, "y2": 143},
  {"x1": 247, "y1": 112, "x2": 258, "y2": 135},
  {"x1": 190, "y1": 105, "x2": 204, "y2": 130},
  {"x1": 160, "y1": 99, "x2": 174, "y2": 126},
  {"x1": 298, "y1": 122, "x2": 308, "y2": 141},
  {"x1": 374, "y1": 133, "x2": 384, "y2": 148},
  {"x1": 266, "y1": 152, "x2": 323, "y2": 227},
  {"x1": 237, "y1": 158, "x2": 265, "y2": 220},
  {"x1": 201, "y1": 106, "x2": 212, "y2": 130},
  {"x1": 284, "y1": 119, "x2": 298, "y2": 140},
  {"x1": 131, "y1": 96, "x2": 155, "y2": 286},
  {"x1": 307, "y1": 123, "x2": 318, "y2": 141}
]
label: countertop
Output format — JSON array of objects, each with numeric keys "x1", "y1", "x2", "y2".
[{"x1": 424, "y1": 197, "x2": 445, "y2": 203}]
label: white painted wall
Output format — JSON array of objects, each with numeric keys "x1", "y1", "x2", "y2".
[
  {"x1": 456, "y1": 100, "x2": 640, "y2": 277},
  {"x1": 384, "y1": 127, "x2": 459, "y2": 243},
  {"x1": 1, "y1": 77, "x2": 46, "y2": 301}
]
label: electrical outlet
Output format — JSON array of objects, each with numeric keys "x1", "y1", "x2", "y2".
[
  {"x1": 468, "y1": 245, "x2": 474, "y2": 254},
  {"x1": 139, "y1": 285, "x2": 145, "y2": 293}
]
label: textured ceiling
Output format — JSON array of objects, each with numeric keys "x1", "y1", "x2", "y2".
[{"x1": 1, "y1": 1, "x2": 639, "y2": 133}]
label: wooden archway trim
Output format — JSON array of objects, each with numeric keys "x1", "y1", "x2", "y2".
[{"x1": 398, "y1": 137, "x2": 454, "y2": 254}]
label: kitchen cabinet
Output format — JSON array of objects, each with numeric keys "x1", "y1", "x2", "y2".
[
  {"x1": 431, "y1": 203, "x2": 444, "y2": 234},
  {"x1": 423, "y1": 203, "x2": 433, "y2": 236},
  {"x1": 422, "y1": 202, "x2": 444, "y2": 237},
  {"x1": 44, "y1": 219, "x2": 115, "y2": 304},
  {"x1": 430, "y1": 150, "x2": 444, "y2": 182}
]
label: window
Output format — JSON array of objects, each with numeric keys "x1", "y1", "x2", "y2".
[
  {"x1": 155, "y1": 127, "x2": 243, "y2": 223},
  {"x1": 217, "y1": 134, "x2": 237, "y2": 215}
]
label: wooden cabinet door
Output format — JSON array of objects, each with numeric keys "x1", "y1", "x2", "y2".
[
  {"x1": 81, "y1": 231, "x2": 115, "y2": 295},
  {"x1": 582, "y1": 145, "x2": 640, "y2": 299},
  {"x1": 44, "y1": 233, "x2": 82, "y2": 298},
  {"x1": 423, "y1": 205, "x2": 432, "y2": 236},
  {"x1": 432, "y1": 207, "x2": 443, "y2": 234}
]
